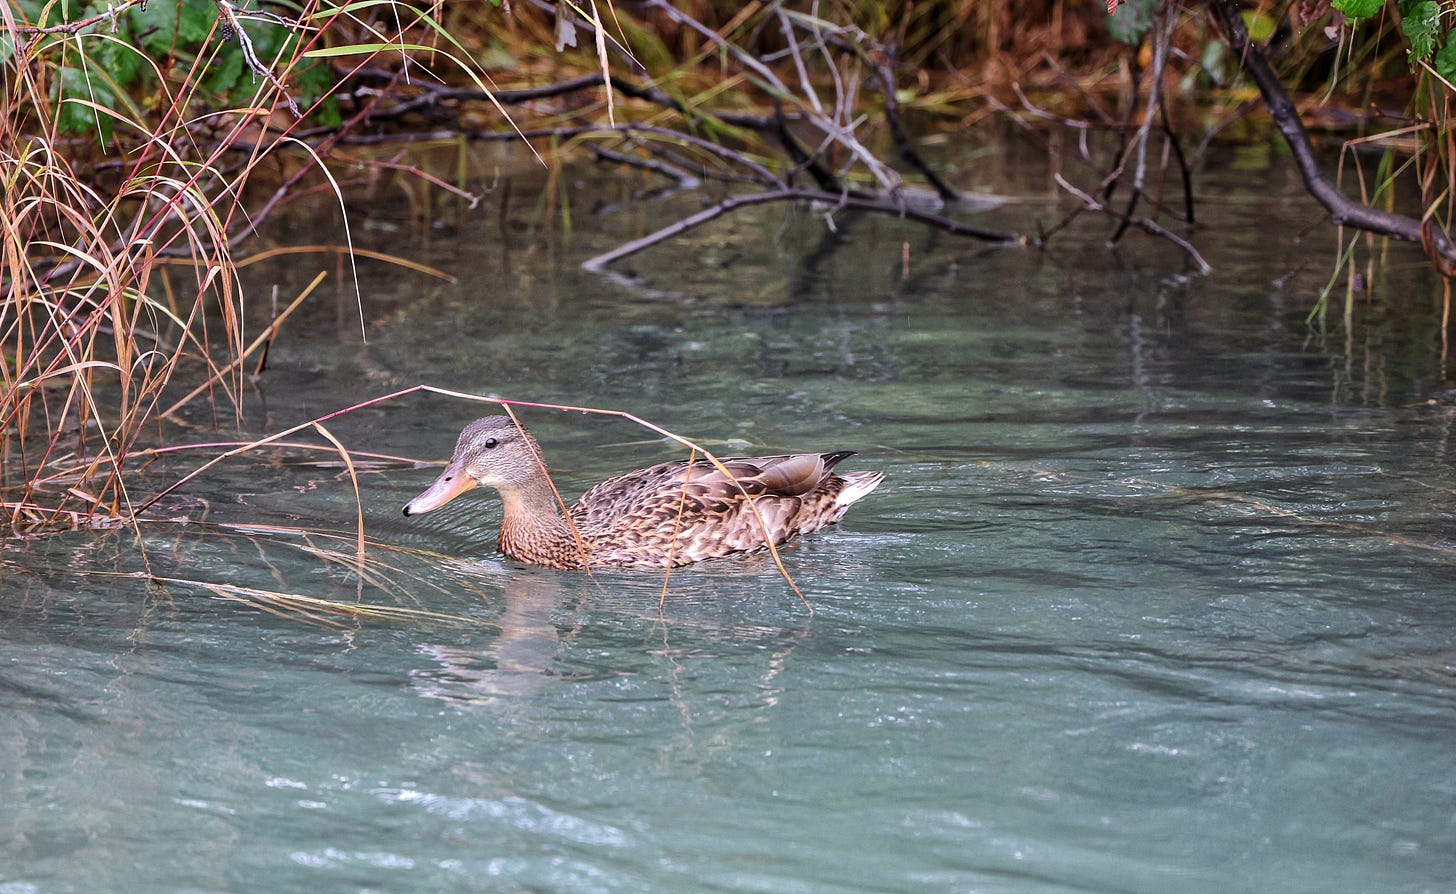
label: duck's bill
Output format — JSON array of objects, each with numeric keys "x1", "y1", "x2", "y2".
[{"x1": 403, "y1": 461, "x2": 477, "y2": 516}]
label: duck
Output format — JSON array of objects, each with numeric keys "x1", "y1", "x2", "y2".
[{"x1": 402, "y1": 415, "x2": 884, "y2": 569}]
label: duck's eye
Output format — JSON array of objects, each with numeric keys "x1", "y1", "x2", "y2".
[{"x1": 483, "y1": 437, "x2": 498, "y2": 449}]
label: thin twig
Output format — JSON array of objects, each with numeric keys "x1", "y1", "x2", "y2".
[
  {"x1": 589, "y1": 143, "x2": 702, "y2": 189},
  {"x1": 1111, "y1": 7, "x2": 1176, "y2": 245},
  {"x1": 1054, "y1": 173, "x2": 1210, "y2": 273},
  {"x1": 213, "y1": 0, "x2": 301, "y2": 117}
]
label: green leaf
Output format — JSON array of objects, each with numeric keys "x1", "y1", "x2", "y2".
[
  {"x1": 1435, "y1": 28, "x2": 1456, "y2": 81},
  {"x1": 292, "y1": 57, "x2": 333, "y2": 105},
  {"x1": 177, "y1": 0, "x2": 214, "y2": 44},
  {"x1": 13, "y1": 0, "x2": 51, "y2": 21},
  {"x1": 312, "y1": 95, "x2": 342, "y2": 129},
  {"x1": 1401, "y1": 1, "x2": 1442, "y2": 63},
  {"x1": 128, "y1": 0, "x2": 178, "y2": 56},
  {"x1": 1333, "y1": 0, "x2": 1384, "y2": 20},
  {"x1": 95, "y1": 36, "x2": 146, "y2": 87},
  {"x1": 1196, "y1": 37, "x2": 1229, "y2": 87},
  {"x1": 1243, "y1": 9, "x2": 1278, "y2": 42},
  {"x1": 303, "y1": 42, "x2": 461, "y2": 57},
  {"x1": 245, "y1": 21, "x2": 295, "y2": 62},
  {"x1": 55, "y1": 67, "x2": 117, "y2": 139},
  {"x1": 204, "y1": 46, "x2": 245, "y2": 96},
  {"x1": 127, "y1": 0, "x2": 213, "y2": 55},
  {"x1": 1106, "y1": 0, "x2": 1158, "y2": 45}
]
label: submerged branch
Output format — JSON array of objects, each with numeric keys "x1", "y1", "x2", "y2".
[{"x1": 581, "y1": 187, "x2": 1022, "y2": 273}]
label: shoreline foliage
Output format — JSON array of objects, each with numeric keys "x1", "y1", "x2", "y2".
[{"x1": 1, "y1": 0, "x2": 1454, "y2": 533}]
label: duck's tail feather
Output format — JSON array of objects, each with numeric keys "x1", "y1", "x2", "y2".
[{"x1": 833, "y1": 469, "x2": 884, "y2": 510}]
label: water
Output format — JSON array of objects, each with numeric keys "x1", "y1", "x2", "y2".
[{"x1": 3, "y1": 140, "x2": 1456, "y2": 893}]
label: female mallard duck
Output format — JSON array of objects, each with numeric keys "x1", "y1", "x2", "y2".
[{"x1": 403, "y1": 415, "x2": 883, "y2": 569}]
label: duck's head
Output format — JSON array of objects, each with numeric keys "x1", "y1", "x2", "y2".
[{"x1": 402, "y1": 415, "x2": 544, "y2": 516}]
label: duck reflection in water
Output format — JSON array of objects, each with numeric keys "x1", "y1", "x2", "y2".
[{"x1": 410, "y1": 571, "x2": 566, "y2": 706}]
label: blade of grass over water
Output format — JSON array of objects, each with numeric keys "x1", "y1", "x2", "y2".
[{"x1": 128, "y1": 386, "x2": 816, "y2": 608}]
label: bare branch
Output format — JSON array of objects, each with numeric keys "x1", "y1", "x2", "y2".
[
  {"x1": 582, "y1": 187, "x2": 1023, "y2": 273},
  {"x1": 213, "y1": 0, "x2": 301, "y2": 118},
  {"x1": 589, "y1": 143, "x2": 701, "y2": 189},
  {"x1": 1203, "y1": 0, "x2": 1456, "y2": 270}
]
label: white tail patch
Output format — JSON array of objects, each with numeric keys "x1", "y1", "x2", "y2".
[{"x1": 833, "y1": 470, "x2": 885, "y2": 515}]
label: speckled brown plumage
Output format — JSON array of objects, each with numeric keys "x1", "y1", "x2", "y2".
[{"x1": 402, "y1": 415, "x2": 884, "y2": 569}]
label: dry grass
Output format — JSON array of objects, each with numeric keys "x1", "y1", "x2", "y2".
[{"x1": 0, "y1": 1, "x2": 488, "y2": 533}]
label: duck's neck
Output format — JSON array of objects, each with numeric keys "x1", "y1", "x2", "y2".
[{"x1": 495, "y1": 480, "x2": 590, "y2": 569}]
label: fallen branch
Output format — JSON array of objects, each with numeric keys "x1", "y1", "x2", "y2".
[
  {"x1": 337, "y1": 69, "x2": 783, "y2": 133},
  {"x1": 877, "y1": 57, "x2": 960, "y2": 204},
  {"x1": 1203, "y1": 0, "x2": 1456, "y2": 271},
  {"x1": 1109, "y1": 7, "x2": 1178, "y2": 245},
  {"x1": 588, "y1": 143, "x2": 701, "y2": 189},
  {"x1": 581, "y1": 187, "x2": 1023, "y2": 273}
]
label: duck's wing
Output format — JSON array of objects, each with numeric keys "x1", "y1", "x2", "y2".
[
  {"x1": 568, "y1": 453, "x2": 878, "y2": 566},
  {"x1": 572, "y1": 452, "x2": 839, "y2": 516},
  {"x1": 720, "y1": 453, "x2": 835, "y2": 497}
]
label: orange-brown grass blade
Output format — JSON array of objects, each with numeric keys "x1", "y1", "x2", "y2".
[
  {"x1": 312, "y1": 420, "x2": 367, "y2": 600},
  {"x1": 135, "y1": 385, "x2": 813, "y2": 610},
  {"x1": 161, "y1": 270, "x2": 327, "y2": 420},
  {"x1": 149, "y1": 576, "x2": 484, "y2": 628},
  {"x1": 414, "y1": 386, "x2": 811, "y2": 610},
  {"x1": 229, "y1": 245, "x2": 458, "y2": 281},
  {"x1": 500, "y1": 402, "x2": 596, "y2": 572},
  {"x1": 658, "y1": 445, "x2": 695, "y2": 612}
]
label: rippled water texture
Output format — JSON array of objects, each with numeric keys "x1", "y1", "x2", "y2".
[{"x1": 3, "y1": 141, "x2": 1455, "y2": 893}]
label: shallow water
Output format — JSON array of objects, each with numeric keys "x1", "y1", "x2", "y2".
[{"x1": 3, "y1": 140, "x2": 1456, "y2": 893}]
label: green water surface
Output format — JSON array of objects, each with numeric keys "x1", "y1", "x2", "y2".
[{"x1": 2, "y1": 143, "x2": 1454, "y2": 893}]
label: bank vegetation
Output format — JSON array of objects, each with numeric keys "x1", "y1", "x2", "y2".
[{"x1": 2, "y1": 0, "x2": 1452, "y2": 531}]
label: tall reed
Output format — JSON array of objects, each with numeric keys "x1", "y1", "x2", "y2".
[{"x1": 0, "y1": 1, "x2": 492, "y2": 530}]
